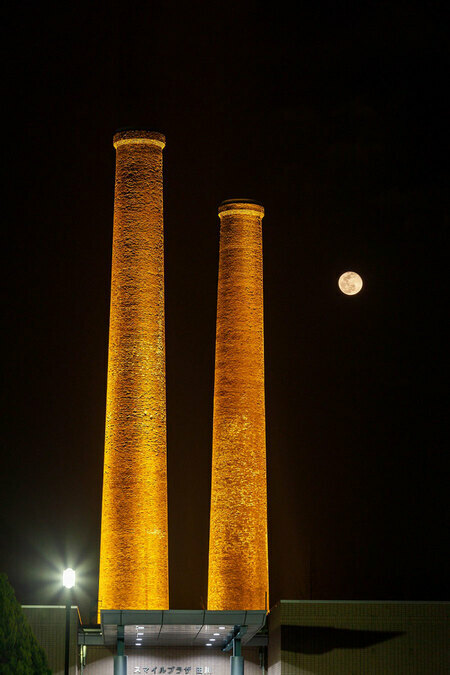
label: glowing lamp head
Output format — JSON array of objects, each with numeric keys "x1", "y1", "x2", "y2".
[{"x1": 63, "y1": 568, "x2": 76, "y2": 589}]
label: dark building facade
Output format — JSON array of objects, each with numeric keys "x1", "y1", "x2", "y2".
[
  {"x1": 268, "y1": 600, "x2": 449, "y2": 674},
  {"x1": 24, "y1": 601, "x2": 449, "y2": 674}
]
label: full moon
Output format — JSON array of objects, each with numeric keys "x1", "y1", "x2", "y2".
[{"x1": 338, "y1": 271, "x2": 363, "y2": 295}]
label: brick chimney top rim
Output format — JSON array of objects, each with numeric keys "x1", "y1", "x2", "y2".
[
  {"x1": 220, "y1": 198, "x2": 263, "y2": 207},
  {"x1": 218, "y1": 199, "x2": 265, "y2": 218},
  {"x1": 113, "y1": 129, "x2": 166, "y2": 148}
]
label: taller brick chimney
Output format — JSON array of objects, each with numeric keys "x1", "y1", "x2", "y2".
[{"x1": 98, "y1": 130, "x2": 169, "y2": 616}]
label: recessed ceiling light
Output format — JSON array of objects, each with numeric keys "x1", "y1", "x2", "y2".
[
  {"x1": 219, "y1": 626, "x2": 225, "y2": 630},
  {"x1": 137, "y1": 626, "x2": 144, "y2": 629},
  {"x1": 214, "y1": 633, "x2": 220, "y2": 636},
  {"x1": 210, "y1": 639, "x2": 215, "y2": 641},
  {"x1": 206, "y1": 643, "x2": 212, "y2": 647}
]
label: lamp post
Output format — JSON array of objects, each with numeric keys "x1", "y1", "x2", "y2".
[{"x1": 63, "y1": 568, "x2": 75, "y2": 675}]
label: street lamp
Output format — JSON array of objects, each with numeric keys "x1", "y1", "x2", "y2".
[
  {"x1": 63, "y1": 568, "x2": 75, "y2": 589},
  {"x1": 63, "y1": 568, "x2": 75, "y2": 675}
]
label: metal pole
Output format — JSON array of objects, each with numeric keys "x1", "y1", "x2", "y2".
[
  {"x1": 114, "y1": 625, "x2": 128, "y2": 675},
  {"x1": 259, "y1": 647, "x2": 266, "y2": 675},
  {"x1": 64, "y1": 600, "x2": 70, "y2": 675},
  {"x1": 114, "y1": 656, "x2": 128, "y2": 675},
  {"x1": 230, "y1": 637, "x2": 244, "y2": 675}
]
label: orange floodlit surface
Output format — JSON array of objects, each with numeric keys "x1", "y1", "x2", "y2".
[
  {"x1": 98, "y1": 130, "x2": 169, "y2": 619},
  {"x1": 207, "y1": 200, "x2": 269, "y2": 610}
]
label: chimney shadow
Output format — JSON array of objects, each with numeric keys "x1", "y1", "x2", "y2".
[{"x1": 282, "y1": 625, "x2": 404, "y2": 655}]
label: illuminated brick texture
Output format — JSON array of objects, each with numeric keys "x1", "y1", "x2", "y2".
[
  {"x1": 98, "y1": 130, "x2": 169, "y2": 616},
  {"x1": 208, "y1": 200, "x2": 269, "y2": 610}
]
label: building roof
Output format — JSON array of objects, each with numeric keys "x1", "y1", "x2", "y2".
[{"x1": 86, "y1": 609, "x2": 267, "y2": 649}]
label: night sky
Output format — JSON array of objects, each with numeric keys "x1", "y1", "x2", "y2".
[{"x1": 2, "y1": 1, "x2": 448, "y2": 623}]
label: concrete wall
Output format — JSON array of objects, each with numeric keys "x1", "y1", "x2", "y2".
[
  {"x1": 268, "y1": 600, "x2": 449, "y2": 675},
  {"x1": 23, "y1": 605, "x2": 80, "y2": 674},
  {"x1": 83, "y1": 646, "x2": 261, "y2": 675}
]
